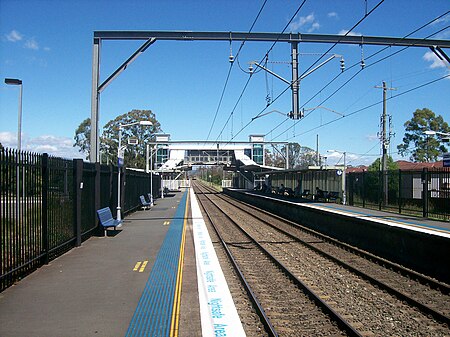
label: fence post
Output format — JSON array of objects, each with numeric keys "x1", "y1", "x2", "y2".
[
  {"x1": 95, "y1": 163, "x2": 101, "y2": 234},
  {"x1": 422, "y1": 168, "x2": 429, "y2": 218},
  {"x1": 41, "y1": 153, "x2": 49, "y2": 265},
  {"x1": 398, "y1": 169, "x2": 402, "y2": 214},
  {"x1": 362, "y1": 171, "x2": 365, "y2": 208},
  {"x1": 347, "y1": 173, "x2": 353, "y2": 206},
  {"x1": 73, "y1": 159, "x2": 83, "y2": 246}
]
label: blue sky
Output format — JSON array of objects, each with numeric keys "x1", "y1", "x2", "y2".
[{"x1": 1, "y1": 0, "x2": 449, "y2": 165}]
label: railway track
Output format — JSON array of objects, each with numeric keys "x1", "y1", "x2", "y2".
[{"x1": 193, "y1": 181, "x2": 450, "y2": 336}]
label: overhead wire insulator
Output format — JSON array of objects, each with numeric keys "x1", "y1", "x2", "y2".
[
  {"x1": 340, "y1": 57, "x2": 345, "y2": 72},
  {"x1": 360, "y1": 41, "x2": 365, "y2": 69},
  {"x1": 229, "y1": 35, "x2": 234, "y2": 63},
  {"x1": 248, "y1": 64, "x2": 254, "y2": 74}
]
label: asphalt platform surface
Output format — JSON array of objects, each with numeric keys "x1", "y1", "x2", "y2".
[{"x1": 0, "y1": 190, "x2": 201, "y2": 337}]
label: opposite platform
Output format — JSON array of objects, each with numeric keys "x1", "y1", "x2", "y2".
[{"x1": 224, "y1": 188, "x2": 450, "y2": 283}]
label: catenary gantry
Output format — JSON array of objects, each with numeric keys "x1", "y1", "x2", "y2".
[{"x1": 90, "y1": 30, "x2": 450, "y2": 163}]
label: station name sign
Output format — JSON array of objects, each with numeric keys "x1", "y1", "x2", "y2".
[{"x1": 444, "y1": 153, "x2": 450, "y2": 167}]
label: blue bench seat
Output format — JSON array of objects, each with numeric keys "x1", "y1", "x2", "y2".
[{"x1": 96, "y1": 207, "x2": 122, "y2": 234}]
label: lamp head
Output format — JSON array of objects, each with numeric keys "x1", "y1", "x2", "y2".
[{"x1": 5, "y1": 78, "x2": 22, "y2": 85}]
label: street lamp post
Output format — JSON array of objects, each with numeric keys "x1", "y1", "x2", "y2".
[
  {"x1": 5, "y1": 78, "x2": 23, "y2": 220},
  {"x1": 4, "y1": 78, "x2": 23, "y2": 151},
  {"x1": 116, "y1": 120, "x2": 152, "y2": 221},
  {"x1": 150, "y1": 146, "x2": 154, "y2": 206},
  {"x1": 146, "y1": 144, "x2": 156, "y2": 206}
]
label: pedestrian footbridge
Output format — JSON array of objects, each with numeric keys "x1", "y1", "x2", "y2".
[{"x1": 153, "y1": 134, "x2": 285, "y2": 189}]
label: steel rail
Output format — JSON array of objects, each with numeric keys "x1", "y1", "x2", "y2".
[
  {"x1": 213, "y1": 189, "x2": 450, "y2": 325},
  {"x1": 220, "y1": 190, "x2": 450, "y2": 293},
  {"x1": 194, "y1": 182, "x2": 362, "y2": 337}
]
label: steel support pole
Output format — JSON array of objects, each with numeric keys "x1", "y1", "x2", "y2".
[
  {"x1": 382, "y1": 81, "x2": 388, "y2": 206},
  {"x1": 291, "y1": 42, "x2": 300, "y2": 119},
  {"x1": 149, "y1": 145, "x2": 154, "y2": 206},
  {"x1": 90, "y1": 38, "x2": 101, "y2": 163},
  {"x1": 17, "y1": 84, "x2": 23, "y2": 222}
]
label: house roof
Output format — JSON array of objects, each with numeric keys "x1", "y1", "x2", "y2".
[{"x1": 396, "y1": 160, "x2": 444, "y2": 170}]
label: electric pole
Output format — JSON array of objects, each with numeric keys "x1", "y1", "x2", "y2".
[{"x1": 375, "y1": 81, "x2": 396, "y2": 207}]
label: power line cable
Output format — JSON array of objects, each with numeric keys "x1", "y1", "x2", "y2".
[
  {"x1": 271, "y1": 21, "x2": 450, "y2": 140},
  {"x1": 204, "y1": 0, "x2": 269, "y2": 142},
  {"x1": 230, "y1": 0, "x2": 385, "y2": 142},
  {"x1": 298, "y1": 0, "x2": 385, "y2": 79},
  {"x1": 263, "y1": 11, "x2": 449, "y2": 140},
  {"x1": 215, "y1": 0, "x2": 308, "y2": 142},
  {"x1": 285, "y1": 73, "x2": 450, "y2": 141}
]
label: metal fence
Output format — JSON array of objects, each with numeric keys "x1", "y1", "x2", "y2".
[
  {"x1": 347, "y1": 167, "x2": 450, "y2": 221},
  {"x1": 260, "y1": 169, "x2": 344, "y2": 197},
  {"x1": 0, "y1": 148, "x2": 161, "y2": 291}
]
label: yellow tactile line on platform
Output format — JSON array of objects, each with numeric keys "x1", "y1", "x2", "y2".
[
  {"x1": 133, "y1": 262, "x2": 141, "y2": 271},
  {"x1": 139, "y1": 260, "x2": 148, "y2": 272},
  {"x1": 169, "y1": 191, "x2": 189, "y2": 337},
  {"x1": 133, "y1": 261, "x2": 149, "y2": 272}
]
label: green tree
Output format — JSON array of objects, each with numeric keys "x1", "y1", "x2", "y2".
[
  {"x1": 101, "y1": 109, "x2": 161, "y2": 168},
  {"x1": 265, "y1": 143, "x2": 319, "y2": 169},
  {"x1": 367, "y1": 157, "x2": 399, "y2": 172},
  {"x1": 74, "y1": 109, "x2": 162, "y2": 167},
  {"x1": 73, "y1": 118, "x2": 91, "y2": 160},
  {"x1": 366, "y1": 156, "x2": 399, "y2": 203},
  {"x1": 286, "y1": 143, "x2": 318, "y2": 169},
  {"x1": 265, "y1": 145, "x2": 285, "y2": 168},
  {"x1": 397, "y1": 108, "x2": 449, "y2": 162}
]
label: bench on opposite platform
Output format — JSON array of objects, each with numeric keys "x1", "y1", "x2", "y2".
[
  {"x1": 96, "y1": 207, "x2": 123, "y2": 235},
  {"x1": 327, "y1": 191, "x2": 341, "y2": 203}
]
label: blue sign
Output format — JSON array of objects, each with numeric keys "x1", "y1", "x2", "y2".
[
  {"x1": 118, "y1": 157, "x2": 124, "y2": 167},
  {"x1": 444, "y1": 153, "x2": 450, "y2": 167}
]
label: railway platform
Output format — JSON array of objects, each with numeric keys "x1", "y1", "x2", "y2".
[
  {"x1": 0, "y1": 187, "x2": 246, "y2": 337},
  {"x1": 0, "y1": 190, "x2": 203, "y2": 337}
]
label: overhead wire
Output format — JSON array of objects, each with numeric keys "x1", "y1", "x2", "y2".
[
  {"x1": 298, "y1": 0, "x2": 385, "y2": 79},
  {"x1": 285, "y1": 73, "x2": 450, "y2": 141},
  {"x1": 345, "y1": 143, "x2": 383, "y2": 166},
  {"x1": 229, "y1": 0, "x2": 385, "y2": 143},
  {"x1": 204, "y1": 0, "x2": 269, "y2": 142},
  {"x1": 263, "y1": 11, "x2": 449, "y2": 140},
  {"x1": 215, "y1": 0, "x2": 308, "y2": 143},
  {"x1": 269, "y1": 15, "x2": 450, "y2": 141}
]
